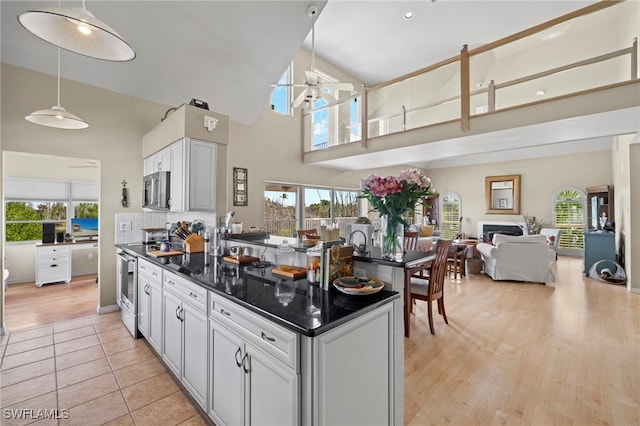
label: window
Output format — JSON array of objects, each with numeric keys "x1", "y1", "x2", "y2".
[
  {"x1": 4, "y1": 178, "x2": 99, "y2": 243},
  {"x1": 6, "y1": 201, "x2": 67, "y2": 242},
  {"x1": 440, "y1": 192, "x2": 461, "y2": 239},
  {"x1": 553, "y1": 188, "x2": 586, "y2": 254},
  {"x1": 264, "y1": 183, "x2": 359, "y2": 238},
  {"x1": 270, "y1": 64, "x2": 292, "y2": 115}
]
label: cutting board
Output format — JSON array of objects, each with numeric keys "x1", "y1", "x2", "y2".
[
  {"x1": 272, "y1": 265, "x2": 307, "y2": 279},
  {"x1": 147, "y1": 250, "x2": 183, "y2": 257},
  {"x1": 223, "y1": 255, "x2": 260, "y2": 265}
]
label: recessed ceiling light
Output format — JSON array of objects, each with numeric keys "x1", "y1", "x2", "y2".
[
  {"x1": 536, "y1": 89, "x2": 546, "y2": 96},
  {"x1": 404, "y1": 12, "x2": 414, "y2": 20}
]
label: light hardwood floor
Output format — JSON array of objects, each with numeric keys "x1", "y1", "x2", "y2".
[
  {"x1": 2, "y1": 259, "x2": 639, "y2": 425},
  {"x1": 405, "y1": 256, "x2": 639, "y2": 425},
  {"x1": 4, "y1": 275, "x2": 98, "y2": 332}
]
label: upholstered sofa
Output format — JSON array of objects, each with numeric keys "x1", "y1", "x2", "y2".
[{"x1": 476, "y1": 234, "x2": 556, "y2": 283}]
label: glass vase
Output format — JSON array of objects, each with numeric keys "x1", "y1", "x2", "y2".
[{"x1": 381, "y1": 214, "x2": 404, "y2": 262}]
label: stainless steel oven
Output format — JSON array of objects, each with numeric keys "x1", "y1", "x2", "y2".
[{"x1": 117, "y1": 250, "x2": 138, "y2": 337}]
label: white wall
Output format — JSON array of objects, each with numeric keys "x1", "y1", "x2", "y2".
[
  {"x1": 1, "y1": 63, "x2": 169, "y2": 325},
  {"x1": 426, "y1": 149, "x2": 613, "y2": 239}
]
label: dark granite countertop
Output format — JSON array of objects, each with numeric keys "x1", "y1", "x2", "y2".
[{"x1": 117, "y1": 244, "x2": 399, "y2": 337}]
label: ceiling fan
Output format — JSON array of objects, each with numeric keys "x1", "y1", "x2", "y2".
[{"x1": 274, "y1": 5, "x2": 354, "y2": 109}]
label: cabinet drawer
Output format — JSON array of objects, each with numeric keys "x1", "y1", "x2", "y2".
[
  {"x1": 163, "y1": 271, "x2": 207, "y2": 313},
  {"x1": 38, "y1": 245, "x2": 70, "y2": 256},
  {"x1": 138, "y1": 258, "x2": 162, "y2": 280},
  {"x1": 38, "y1": 254, "x2": 70, "y2": 265},
  {"x1": 38, "y1": 264, "x2": 70, "y2": 281},
  {"x1": 210, "y1": 292, "x2": 298, "y2": 370}
]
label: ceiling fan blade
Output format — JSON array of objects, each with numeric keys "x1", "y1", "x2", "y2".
[
  {"x1": 292, "y1": 90, "x2": 309, "y2": 108},
  {"x1": 318, "y1": 90, "x2": 336, "y2": 103},
  {"x1": 319, "y1": 82, "x2": 354, "y2": 92},
  {"x1": 305, "y1": 70, "x2": 319, "y2": 86},
  {"x1": 271, "y1": 83, "x2": 307, "y2": 88}
]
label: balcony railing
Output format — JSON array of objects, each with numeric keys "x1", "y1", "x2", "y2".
[{"x1": 302, "y1": 1, "x2": 638, "y2": 154}]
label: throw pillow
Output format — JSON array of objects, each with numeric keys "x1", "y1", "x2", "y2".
[{"x1": 419, "y1": 225, "x2": 434, "y2": 237}]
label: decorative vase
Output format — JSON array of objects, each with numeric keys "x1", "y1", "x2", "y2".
[{"x1": 380, "y1": 214, "x2": 404, "y2": 262}]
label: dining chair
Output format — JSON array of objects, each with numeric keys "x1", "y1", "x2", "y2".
[
  {"x1": 447, "y1": 244, "x2": 468, "y2": 280},
  {"x1": 296, "y1": 229, "x2": 318, "y2": 238},
  {"x1": 410, "y1": 238, "x2": 453, "y2": 335},
  {"x1": 403, "y1": 231, "x2": 419, "y2": 251}
]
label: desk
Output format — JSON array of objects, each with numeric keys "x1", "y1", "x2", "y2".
[{"x1": 403, "y1": 253, "x2": 435, "y2": 337}]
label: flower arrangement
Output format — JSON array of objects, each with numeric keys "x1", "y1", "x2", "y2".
[{"x1": 360, "y1": 168, "x2": 432, "y2": 260}]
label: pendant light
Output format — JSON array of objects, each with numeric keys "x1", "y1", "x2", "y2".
[
  {"x1": 25, "y1": 48, "x2": 89, "y2": 130},
  {"x1": 18, "y1": 0, "x2": 135, "y2": 62}
]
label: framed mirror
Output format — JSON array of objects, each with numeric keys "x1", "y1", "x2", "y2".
[{"x1": 485, "y1": 175, "x2": 520, "y2": 214}]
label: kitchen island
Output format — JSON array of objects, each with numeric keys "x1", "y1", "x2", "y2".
[
  {"x1": 221, "y1": 235, "x2": 435, "y2": 426},
  {"x1": 118, "y1": 243, "x2": 401, "y2": 425}
]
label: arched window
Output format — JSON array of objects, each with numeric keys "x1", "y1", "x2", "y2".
[
  {"x1": 441, "y1": 192, "x2": 461, "y2": 239},
  {"x1": 553, "y1": 187, "x2": 586, "y2": 256}
]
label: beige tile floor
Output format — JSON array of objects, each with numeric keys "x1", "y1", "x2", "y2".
[{"x1": 0, "y1": 312, "x2": 210, "y2": 426}]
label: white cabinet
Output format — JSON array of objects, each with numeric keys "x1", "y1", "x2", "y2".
[
  {"x1": 137, "y1": 258, "x2": 163, "y2": 353},
  {"x1": 162, "y1": 270, "x2": 208, "y2": 409},
  {"x1": 306, "y1": 303, "x2": 394, "y2": 426},
  {"x1": 36, "y1": 245, "x2": 71, "y2": 287},
  {"x1": 144, "y1": 146, "x2": 171, "y2": 176},
  {"x1": 209, "y1": 292, "x2": 299, "y2": 426},
  {"x1": 169, "y1": 141, "x2": 184, "y2": 212},
  {"x1": 167, "y1": 138, "x2": 217, "y2": 212}
]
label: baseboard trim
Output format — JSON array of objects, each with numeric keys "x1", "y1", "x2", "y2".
[{"x1": 97, "y1": 304, "x2": 120, "y2": 314}]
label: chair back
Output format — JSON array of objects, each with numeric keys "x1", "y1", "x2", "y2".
[
  {"x1": 403, "y1": 231, "x2": 419, "y2": 251},
  {"x1": 540, "y1": 228, "x2": 561, "y2": 252},
  {"x1": 430, "y1": 239, "x2": 453, "y2": 299},
  {"x1": 297, "y1": 229, "x2": 318, "y2": 238}
]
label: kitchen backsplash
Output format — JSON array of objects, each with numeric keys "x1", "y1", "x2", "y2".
[{"x1": 115, "y1": 211, "x2": 217, "y2": 244}]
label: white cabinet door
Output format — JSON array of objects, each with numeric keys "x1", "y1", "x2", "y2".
[
  {"x1": 158, "y1": 147, "x2": 171, "y2": 172},
  {"x1": 186, "y1": 139, "x2": 216, "y2": 212},
  {"x1": 162, "y1": 290, "x2": 183, "y2": 376},
  {"x1": 169, "y1": 141, "x2": 184, "y2": 212},
  {"x1": 137, "y1": 275, "x2": 151, "y2": 339},
  {"x1": 182, "y1": 303, "x2": 208, "y2": 408},
  {"x1": 210, "y1": 320, "x2": 245, "y2": 426},
  {"x1": 148, "y1": 281, "x2": 163, "y2": 353},
  {"x1": 247, "y1": 345, "x2": 299, "y2": 426},
  {"x1": 143, "y1": 156, "x2": 155, "y2": 176}
]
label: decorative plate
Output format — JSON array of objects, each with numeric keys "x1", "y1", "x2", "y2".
[{"x1": 333, "y1": 276, "x2": 385, "y2": 295}]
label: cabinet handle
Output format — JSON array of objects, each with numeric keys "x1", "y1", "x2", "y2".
[
  {"x1": 241, "y1": 352, "x2": 250, "y2": 374},
  {"x1": 144, "y1": 284, "x2": 151, "y2": 295},
  {"x1": 175, "y1": 306, "x2": 181, "y2": 320},
  {"x1": 260, "y1": 331, "x2": 276, "y2": 343},
  {"x1": 220, "y1": 308, "x2": 231, "y2": 317},
  {"x1": 50, "y1": 264, "x2": 58, "y2": 268},
  {"x1": 189, "y1": 292, "x2": 198, "y2": 299},
  {"x1": 234, "y1": 347, "x2": 242, "y2": 368},
  {"x1": 180, "y1": 307, "x2": 185, "y2": 321}
]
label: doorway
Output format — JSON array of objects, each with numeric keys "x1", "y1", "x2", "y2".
[{"x1": 2, "y1": 151, "x2": 100, "y2": 331}]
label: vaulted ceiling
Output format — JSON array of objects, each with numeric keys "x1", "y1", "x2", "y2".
[{"x1": 2, "y1": 0, "x2": 599, "y2": 126}]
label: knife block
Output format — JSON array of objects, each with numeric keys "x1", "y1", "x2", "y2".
[{"x1": 185, "y1": 234, "x2": 205, "y2": 253}]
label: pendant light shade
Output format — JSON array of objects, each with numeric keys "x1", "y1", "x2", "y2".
[
  {"x1": 25, "y1": 48, "x2": 89, "y2": 130},
  {"x1": 26, "y1": 105, "x2": 89, "y2": 130},
  {"x1": 18, "y1": 3, "x2": 135, "y2": 62}
]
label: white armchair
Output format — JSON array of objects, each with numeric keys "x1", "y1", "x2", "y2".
[{"x1": 476, "y1": 234, "x2": 556, "y2": 283}]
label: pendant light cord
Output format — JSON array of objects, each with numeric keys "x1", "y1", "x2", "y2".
[
  {"x1": 310, "y1": 10, "x2": 316, "y2": 71},
  {"x1": 56, "y1": 48, "x2": 61, "y2": 107}
]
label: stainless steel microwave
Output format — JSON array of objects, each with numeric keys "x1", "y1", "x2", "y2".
[{"x1": 143, "y1": 171, "x2": 170, "y2": 210}]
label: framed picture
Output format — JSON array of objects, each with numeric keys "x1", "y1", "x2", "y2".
[
  {"x1": 233, "y1": 167, "x2": 248, "y2": 206},
  {"x1": 485, "y1": 175, "x2": 520, "y2": 214}
]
